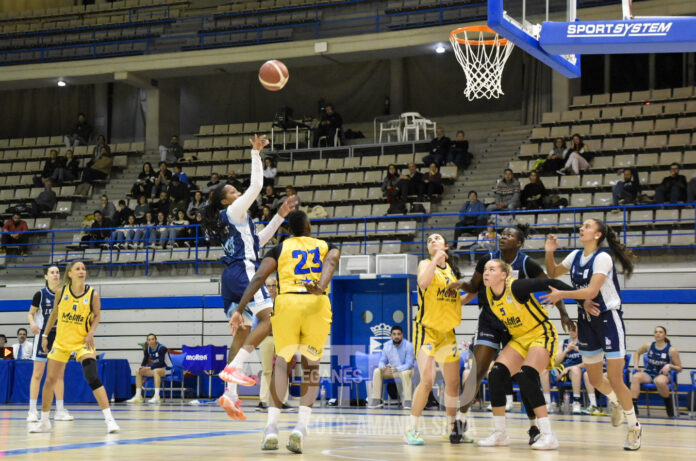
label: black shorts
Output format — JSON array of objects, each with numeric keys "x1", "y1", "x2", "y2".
[{"x1": 474, "y1": 306, "x2": 511, "y2": 350}]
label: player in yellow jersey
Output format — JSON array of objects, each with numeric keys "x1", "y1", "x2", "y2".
[
  {"x1": 405, "y1": 233, "x2": 469, "y2": 445},
  {"x1": 233, "y1": 210, "x2": 339, "y2": 454},
  {"x1": 28, "y1": 261, "x2": 119, "y2": 434},
  {"x1": 477, "y1": 259, "x2": 573, "y2": 450}
]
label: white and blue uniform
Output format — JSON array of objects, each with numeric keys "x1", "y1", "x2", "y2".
[
  {"x1": 30, "y1": 287, "x2": 57, "y2": 362},
  {"x1": 560, "y1": 338, "x2": 583, "y2": 368},
  {"x1": 219, "y1": 149, "x2": 285, "y2": 323},
  {"x1": 562, "y1": 248, "x2": 626, "y2": 360},
  {"x1": 141, "y1": 343, "x2": 172, "y2": 372},
  {"x1": 644, "y1": 341, "x2": 671, "y2": 379}
]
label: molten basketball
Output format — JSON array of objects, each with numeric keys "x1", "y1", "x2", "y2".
[{"x1": 258, "y1": 59, "x2": 289, "y2": 91}]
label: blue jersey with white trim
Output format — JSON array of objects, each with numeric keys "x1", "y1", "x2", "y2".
[
  {"x1": 219, "y1": 209, "x2": 260, "y2": 264},
  {"x1": 645, "y1": 341, "x2": 671, "y2": 376},
  {"x1": 561, "y1": 338, "x2": 582, "y2": 367},
  {"x1": 490, "y1": 250, "x2": 529, "y2": 279},
  {"x1": 32, "y1": 287, "x2": 57, "y2": 336},
  {"x1": 569, "y1": 249, "x2": 622, "y2": 313}
]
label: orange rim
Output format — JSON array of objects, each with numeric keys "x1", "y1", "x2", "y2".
[{"x1": 449, "y1": 25, "x2": 509, "y2": 46}]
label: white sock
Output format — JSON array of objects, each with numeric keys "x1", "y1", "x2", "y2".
[
  {"x1": 297, "y1": 405, "x2": 312, "y2": 430},
  {"x1": 529, "y1": 417, "x2": 537, "y2": 428},
  {"x1": 506, "y1": 394, "x2": 513, "y2": 406},
  {"x1": 624, "y1": 408, "x2": 638, "y2": 427},
  {"x1": 29, "y1": 399, "x2": 37, "y2": 413},
  {"x1": 135, "y1": 388, "x2": 142, "y2": 397},
  {"x1": 606, "y1": 391, "x2": 619, "y2": 405},
  {"x1": 538, "y1": 416, "x2": 552, "y2": 435},
  {"x1": 102, "y1": 408, "x2": 113, "y2": 420},
  {"x1": 493, "y1": 415, "x2": 506, "y2": 433},
  {"x1": 153, "y1": 388, "x2": 160, "y2": 397},
  {"x1": 40, "y1": 411, "x2": 50, "y2": 422},
  {"x1": 226, "y1": 382, "x2": 238, "y2": 398},
  {"x1": 267, "y1": 406, "x2": 281, "y2": 426},
  {"x1": 589, "y1": 393, "x2": 597, "y2": 407},
  {"x1": 543, "y1": 393, "x2": 551, "y2": 405},
  {"x1": 56, "y1": 400, "x2": 64, "y2": 411},
  {"x1": 410, "y1": 415, "x2": 420, "y2": 431},
  {"x1": 230, "y1": 348, "x2": 251, "y2": 369},
  {"x1": 456, "y1": 409, "x2": 467, "y2": 423}
]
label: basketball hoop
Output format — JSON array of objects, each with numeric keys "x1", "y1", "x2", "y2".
[{"x1": 449, "y1": 25, "x2": 515, "y2": 101}]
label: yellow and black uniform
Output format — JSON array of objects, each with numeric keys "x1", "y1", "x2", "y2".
[
  {"x1": 486, "y1": 278, "x2": 570, "y2": 366},
  {"x1": 414, "y1": 260, "x2": 461, "y2": 363},
  {"x1": 48, "y1": 284, "x2": 96, "y2": 363},
  {"x1": 265, "y1": 236, "x2": 337, "y2": 362}
]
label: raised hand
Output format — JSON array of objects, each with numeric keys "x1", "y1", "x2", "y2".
[
  {"x1": 545, "y1": 234, "x2": 558, "y2": 252},
  {"x1": 278, "y1": 195, "x2": 298, "y2": 218},
  {"x1": 249, "y1": 134, "x2": 270, "y2": 152}
]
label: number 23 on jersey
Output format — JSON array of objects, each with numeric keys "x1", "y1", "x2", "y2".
[{"x1": 293, "y1": 248, "x2": 323, "y2": 274}]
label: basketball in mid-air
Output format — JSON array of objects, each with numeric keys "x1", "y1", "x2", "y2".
[{"x1": 258, "y1": 59, "x2": 289, "y2": 91}]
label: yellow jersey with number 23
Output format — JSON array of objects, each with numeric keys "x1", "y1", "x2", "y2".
[{"x1": 266, "y1": 236, "x2": 337, "y2": 295}]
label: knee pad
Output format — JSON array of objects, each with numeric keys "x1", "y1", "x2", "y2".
[
  {"x1": 488, "y1": 362, "x2": 511, "y2": 408},
  {"x1": 516, "y1": 366, "x2": 546, "y2": 410},
  {"x1": 81, "y1": 358, "x2": 103, "y2": 391}
]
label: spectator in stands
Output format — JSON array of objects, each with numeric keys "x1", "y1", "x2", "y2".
[
  {"x1": 99, "y1": 195, "x2": 118, "y2": 223},
  {"x1": 113, "y1": 214, "x2": 144, "y2": 249},
  {"x1": 0, "y1": 334, "x2": 6, "y2": 350},
  {"x1": 134, "y1": 195, "x2": 151, "y2": 223},
  {"x1": 263, "y1": 157, "x2": 277, "y2": 187},
  {"x1": 654, "y1": 163, "x2": 687, "y2": 203},
  {"x1": 35, "y1": 150, "x2": 64, "y2": 187},
  {"x1": 30, "y1": 179, "x2": 57, "y2": 217},
  {"x1": 259, "y1": 185, "x2": 279, "y2": 211},
  {"x1": 382, "y1": 164, "x2": 407, "y2": 203},
  {"x1": 116, "y1": 199, "x2": 133, "y2": 225},
  {"x1": 367, "y1": 325, "x2": 415, "y2": 410},
  {"x1": 612, "y1": 167, "x2": 641, "y2": 206},
  {"x1": 141, "y1": 212, "x2": 157, "y2": 246},
  {"x1": 168, "y1": 175, "x2": 190, "y2": 217},
  {"x1": 422, "y1": 128, "x2": 450, "y2": 167},
  {"x1": 203, "y1": 173, "x2": 222, "y2": 195},
  {"x1": 186, "y1": 190, "x2": 207, "y2": 221},
  {"x1": 85, "y1": 210, "x2": 112, "y2": 248},
  {"x1": 448, "y1": 130, "x2": 472, "y2": 171},
  {"x1": 157, "y1": 161, "x2": 173, "y2": 182},
  {"x1": 159, "y1": 135, "x2": 184, "y2": 163},
  {"x1": 314, "y1": 104, "x2": 343, "y2": 147},
  {"x1": 452, "y1": 191, "x2": 487, "y2": 248},
  {"x1": 406, "y1": 162, "x2": 425, "y2": 199},
  {"x1": 423, "y1": 162, "x2": 443, "y2": 200},
  {"x1": 468, "y1": 226, "x2": 497, "y2": 264},
  {"x1": 1, "y1": 214, "x2": 29, "y2": 255},
  {"x1": 11, "y1": 328, "x2": 32, "y2": 360},
  {"x1": 520, "y1": 170, "x2": 548, "y2": 209},
  {"x1": 542, "y1": 138, "x2": 568, "y2": 174},
  {"x1": 172, "y1": 210, "x2": 190, "y2": 247},
  {"x1": 557, "y1": 133, "x2": 591, "y2": 175},
  {"x1": 154, "y1": 212, "x2": 176, "y2": 248},
  {"x1": 226, "y1": 170, "x2": 244, "y2": 191},
  {"x1": 151, "y1": 191, "x2": 171, "y2": 218},
  {"x1": 172, "y1": 164, "x2": 190, "y2": 185},
  {"x1": 93, "y1": 135, "x2": 110, "y2": 160},
  {"x1": 150, "y1": 162, "x2": 173, "y2": 198},
  {"x1": 487, "y1": 168, "x2": 520, "y2": 212},
  {"x1": 81, "y1": 148, "x2": 112, "y2": 183},
  {"x1": 191, "y1": 212, "x2": 209, "y2": 248},
  {"x1": 51, "y1": 149, "x2": 79, "y2": 185},
  {"x1": 131, "y1": 162, "x2": 157, "y2": 197},
  {"x1": 64, "y1": 112, "x2": 93, "y2": 148},
  {"x1": 281, "y1": 186, "x2": 301, "y2": 208},
  {"x1": 258, "y1": 205, "x2": 273, "y2": 223}
]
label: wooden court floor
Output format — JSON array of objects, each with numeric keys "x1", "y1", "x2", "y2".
[{"x1": 1, "y1": 400, "x2": 695, "y2": 459}]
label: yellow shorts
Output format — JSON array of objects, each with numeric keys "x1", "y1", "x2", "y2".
[
  {"x1": 271, "y1": 293, "x2": 332, "y2": 362},
  {"x1": 507, "y1": 325, "x2": 558, "y2": 369},
  {"x1": 48, "y1": 343, "x2": 96, "y2": 363},
  {"x1": 413, "y1": 322, "x2": 460, "y2": 363}
]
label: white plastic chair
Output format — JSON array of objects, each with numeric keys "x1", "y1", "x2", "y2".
[
  {"x1": 400, "y1": 112, "x2": 423, "y2": 141},
  {"x1": 379, "y1": 119, "x2": 401, "y2": 143}
]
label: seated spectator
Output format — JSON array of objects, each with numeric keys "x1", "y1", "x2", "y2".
[
  {"x1": 168, "y1": 175, "x2": 190, "y2": 216},
  {"x1": 422, "y1": 128, "x2": 450, "y2": 166},
  {"x1": 453, "y1": 191, "x2": 487, "y2": 247},
  {"x1": 157, "y1": 161, "x2": 173, "y2": 182},
  {"x1": 172, "y1": 210, "x2": 190, "y2": 247},
  {"x1": 541, "y1": 323, "x2": 585, "y2": 414},
  {"x1": 172, "y1": 164, "x2": 190, "y2": 185},
  {"x1": 187, "y1": 191, "x2": 207, "y2": 221},
  {"x1": 406, "y1": 162, "x2": 425, "y2": 199},
  {"x1": 542, "y1": 137, "x2": 567, "y2": 174},
  {"x1": 84, "y1": 210, "x2": 113, "y2": 248},
  {"x1": 258, "y1": 205, "x2": 273, "y2": 223},
  {"x1": 259, "y1": 185, "x2": 279, "y2": 211},
  {"x1": 31, "y1": 179, "x2": 57, "y2": 217},
  {"x1": 1, "y1": 214, "x2": 29, "y2": 255},
  {"x1": 116, "y1": 199, "x2": 133, "y2": 225},
  {"x1": 314, "y1": 104, "x2": 343, "y2": 147},
  {"x1": 280, "y1": 186, "x2": 301, "y2": 208},
  {"x1": 654, "y1": 163, "x2": 687, "y2": 203},
  {"x1": 154, "y1": 212, "x2": 176, "y2": 248},
  {"x1": 133, "y1": 195, "x2": 151, "y2": 223},
  {"x1": 100, "y1": 195, "x2": 118, "y2": 223},
  {"x1": 382, "y1": 164, "x2": 407, "y2": 203},
  {"x1": 423, "y1": 163, "x2": 443, "y2": 200},
  {"x1": 34, "y1": 149, "x2": 64, "y2": 187},
  {"x1": 202, "y1": 173, "x2": 222, "y2": 195},
  {"x1": 226, "y1": 170, "x2": 243, "y2": 191},
  {"x1": 263, "y1": 157, "x2": 277, "y2": 187},
  {"x1": 151, "y1": 162, "x2": 173, "y2": 198},
  {"x1": 190, "y1": 212, "x2": 209, "y2": 248},
  {"x1": 64, "y1": 112, "x2": 93, "y2": 148},
  {"x1": 126, "y1": 333, "x2": 171, "y2": 404},
  {"x1": 51, "y1": 149, "x2": 79, "y2": 185},
  {"x1": 151, "y1": 191, "x2": 171, "y2": 218},
  {"x1": 612, "y1": 167, "x2": 641, "y2": 206},
  {"x1": 81, "y1": 148, "x2": 112, "y2": 183},
  {"x1": 159, "y1": 135, "x2": 184, "y2": 163},
  {"x1": 557, "y1": 133, "x2": 591, "y2": 175},
  {"x1": 448, "y1": 130, "x2": 472, "y2": 170},
  {"x1": 131, "y1": 162, "x2": 157, "y2": 197},
  {"x1": 487, "y1": 168, "x2": 520, "y2": 212},
  {"x1": 93, "y1": 135, "x2": 110, "y2": 160},
  {"x1": 141, "y1": 211, "x2": 157, "y2": 244},
  {"x1": 12, "y1": 328, "x2": 32, "y2": 360},
  {"x1": 520, "y1": 170, "x2": 548, "y2": 209},
  {"x1": 468, "y1": 226, "x2": 497, "y2": 264},
  {"x1": 112, "y1": 214, "x2": 144, "y2": 249},
  {"x1": 367, "y1": 325, "x2": 414, "y2": 409}
]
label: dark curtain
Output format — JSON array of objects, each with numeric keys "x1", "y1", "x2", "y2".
[{"x1": 521, "y1": 53, "x2": 552, "y2": 125}]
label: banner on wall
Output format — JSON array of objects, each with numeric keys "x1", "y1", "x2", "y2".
[{"x1": 369, "y1": 322, "x2": 392, "y2": 354}]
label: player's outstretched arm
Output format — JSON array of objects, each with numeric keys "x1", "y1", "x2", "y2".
[
  {"x1": 226, "y1": 135, "x2": 268, "y2": 224},
  {"x1": 257, "y1": 195, "x2": 298, "y2": 247}
]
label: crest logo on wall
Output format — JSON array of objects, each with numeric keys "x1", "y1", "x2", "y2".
[{"x1": 369, "y1": 323, "x2": 392, "y2": 353}]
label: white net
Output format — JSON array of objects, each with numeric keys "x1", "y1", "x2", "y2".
[{"x1": 450, "y1": 27, "x2": 515, "y2": 101}]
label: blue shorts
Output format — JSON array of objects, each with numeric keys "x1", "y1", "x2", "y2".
[
  {"x1": 577, "y1": 308, "x2": 626, "y2": 360},
  {"x1": 474, "y1": 306, "x2": 511, "y2": 350},
  {"x1": 31, "y1": 329, "x2": 56, "y2": 362},
  {"x1": 221, "y1": 260, "x2": 272, "y2": 321}
]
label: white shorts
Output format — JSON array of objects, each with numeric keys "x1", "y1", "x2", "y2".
[{"x1": 225, "y1": 298, "x2": 273, "y2": 327}]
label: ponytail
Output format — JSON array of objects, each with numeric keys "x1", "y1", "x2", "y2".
[
  {"x1": 201, "y1": 185, "x2": 228, "y2": 245},
  {"x1": 593, "y1": 219, "x2": 634, "y2": 278}
]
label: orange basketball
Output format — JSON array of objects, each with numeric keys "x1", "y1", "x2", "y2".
[{"x1": 258, "y1": 59, "x2": 289, "y2": 91}]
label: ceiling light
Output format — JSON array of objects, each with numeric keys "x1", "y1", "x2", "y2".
[
  {"x1": 435, "y1": 44, "x2": 446, "y2": 54},
  {"x1": 57, "y1": 80, "x2": 66, "y2": 87}
]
